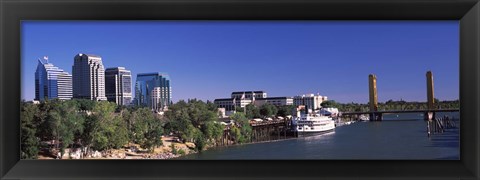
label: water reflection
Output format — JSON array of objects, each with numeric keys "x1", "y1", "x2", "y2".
[{"x1": 301, "y1": 131, "x2": 335, "y2": 141}]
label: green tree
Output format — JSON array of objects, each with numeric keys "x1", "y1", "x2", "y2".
[
  {"x1": 109, "y1": 115, "x2": 130, "y2": 149},
  {"x1": 47, "y1": 100, "x2": 84, "y2": 158},
  {"x1": 206, "y1": 100, "x2": 218, "y2": 111},
  {"x1": 229, "y1": 126, "x2": 243, "y2": 144},
  {"x1": 81, "y1": 114, "x2": 97, "y2": 155},
  {"x1": 212, "y1": 123, "x2": 225, "y2": 145},
  {"x1": 74, "y1": 99, "x2": 96, "y2": 111},
  {"x1": 36, "y1": 99, "x2": 55, "y2": 141},
  {"x1": 20, "y1": 101, "x2": 40, "y2": 159},
  {"x1": 195, "y1": 135, "x2": 207, "y2": 152},
  {"x1": 120, "y1": 108, "x2": 135, "y2": 143},
  {"x1": 132, "y1": 108, "x2": 164, "y2": 152},
  {"x1": 321, "y1": 100, "x2": 341, "y2": 108},
  {"x1": 164, "y1": 104, "x2": 192, "y2": 139},
  {"x1": 90, "y1": 101, "x2": 116, "y2": 151},
  {"x1": 164, "y1": 99, "x2": 235, "y2": 150},
  {"x1": 245, "y1": 104, "x2": 260, "y2": 119},
  {"x1": 277, "y1": 105, "x2": 294, "y2": 117},
  {"x1": 259, "y1": 103, "x2": 278, "y2": 118},
  {"x1": 81, "y1": 101, "x2": 129, "y2": 153},
  {"x1": 235, "y1": 107, "x2": 245, "y2": 113},
  {"x1": 201, "y1": 121, "x2": 224, "y2": 146},
  {"x1": 230, "y1": 112, "x2": 252, "y2": 144},
  {"x1": 184, "y1": 99, "x2": 218, "y2": 128},
  {"x1": 181, "y1": 123, "x2": 201, "y2": 143}
]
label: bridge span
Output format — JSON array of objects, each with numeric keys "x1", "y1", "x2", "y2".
[
  {"x1": 340, "y1": 109, "x2": 459, "y2": 121},
  {"x1": 359, "y1": 71, "x2": 457, "y2": 121}
]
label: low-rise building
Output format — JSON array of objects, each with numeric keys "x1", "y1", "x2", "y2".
[
  {"x1": 215, "y1": 91, "x2": 266, "y2": 111},
  {"x1": 253, "y1": 97, "x2": 293, "y2": 107},
  {"x1": 293, "y1": 93, "x2": 327, "y2": 110},
  {"x1": 214, "y1": 98, "x2": 252, "y2": 111},
  {"x1": 216, "y1": 91, "x2": 327, "y2": 112},
  {"x1": 231, "y1": 91, "x2": 267, "y2": 100}
]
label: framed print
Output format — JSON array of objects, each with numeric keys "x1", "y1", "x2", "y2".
[{"x1": 1, "y1": 0, "x2": 479, "y2": 179}]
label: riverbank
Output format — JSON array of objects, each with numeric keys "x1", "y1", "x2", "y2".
[
  {"x1": 38, "y1": 136, "x2": 198, "y2": 160},
  {"x1": 38, "y1": 120, "x2": 359, "y2": 160}
]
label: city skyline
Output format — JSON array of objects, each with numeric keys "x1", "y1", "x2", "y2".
[{"x1": 22, "y1": 21, "x2": 459, "y2": 103}]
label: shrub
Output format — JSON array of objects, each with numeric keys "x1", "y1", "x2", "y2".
[
  {"x1": 178, "y1": 149, "x2": 186, "y2": 155},
  {"x1": 171, "y1": 143, "x2": 177, "y2": 155}
]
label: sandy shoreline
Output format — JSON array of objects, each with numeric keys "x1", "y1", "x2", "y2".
[{"x1": 38, "y1": 136, "x2": 198, "y2": 160}]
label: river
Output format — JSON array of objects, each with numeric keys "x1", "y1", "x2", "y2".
[{"x1": 178, "y1": 112, "x2": 460, "y2": 160}]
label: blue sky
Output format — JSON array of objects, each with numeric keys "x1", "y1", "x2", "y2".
[{"x1": 21, "y1": 21, "x2": 459, "y2": 103}]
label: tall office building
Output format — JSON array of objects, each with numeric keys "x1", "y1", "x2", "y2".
[
  {"x1": 105, "y1": 67, "x2": 132, "y2": 106},
  {"x1": 35, "y1": 57, "x2": 72, "y2": 101},
  {"x1": 135, "y1": 72, "x2": 171, "y2": 112},
  {"x1": 72, "y1": 53, "x2": 107, "y2": 101}
]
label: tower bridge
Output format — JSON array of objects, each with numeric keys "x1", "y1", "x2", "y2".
[{"x1": 343, "y1": 71, "x2": 459, "y2": 121}]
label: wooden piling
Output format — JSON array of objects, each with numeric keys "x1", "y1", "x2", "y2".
[{"x1": 427, "y1": 116, "x2": 456, "y2": 137}]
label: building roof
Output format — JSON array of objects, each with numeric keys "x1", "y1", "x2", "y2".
[
  {"x1": 137, "y1": 72, "x2": 169, "y2": 77},
  {"x1": 256, "y1": 97, "x2": 293, "y2": 100},
  {"x1": 106, "y1": 67, "x2": 126, "y2": 70},
  {"x1": 294, "y1": 93, "x2": 325, "y2": 98},
  {"x1": 36, "y1": 59, "x2": 69, "y2": 74},
  {"x1": 231, "y1": 91, "x2": 265, "y2": 94},
  {"x1": 83, "y1": 54, "x2": 101, "y2": 58},
  {"x1": 214, "y1": 98, "x2": 234, "y2": 101}
]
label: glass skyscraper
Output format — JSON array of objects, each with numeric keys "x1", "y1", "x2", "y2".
[
  {"x1": 135, "y1": 72, "x2": 171, "y2": 111},
  {"x1": 35, "y1": 58, "x2": 72, "y2": 101}
]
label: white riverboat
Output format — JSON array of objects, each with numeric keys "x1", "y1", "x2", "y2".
[{"x1": 292, "y1": 113, "x2": 336, "y2": 135}]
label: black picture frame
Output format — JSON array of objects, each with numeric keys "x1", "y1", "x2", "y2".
[{"x1": 1, "y1": 0, "x2": 479, "y2": 179}]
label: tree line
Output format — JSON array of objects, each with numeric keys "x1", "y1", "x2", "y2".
[
  {"x1": 21, "y1": 98, "x2": 296, "y2": 159},
  {"x1": 21, "y1": 99, "x2": 164, "y2": 159},
  {"x1": 163, "y1": 101, "x2": 295, "y2": 148},
  {"x1": 236, "y1": 104, "x2": 295, "y2": 119}
]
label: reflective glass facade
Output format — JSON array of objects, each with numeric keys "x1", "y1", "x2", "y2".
[
  {"x1": 35, "y1": 59, "x2": 72, "y2": 101},
  {"x1": 135, "y1": 73, "x2": 171, "y2": 111}
]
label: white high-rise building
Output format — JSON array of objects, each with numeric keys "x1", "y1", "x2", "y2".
[
  {"x1": 57, "y1": 72, "x2": 73, "y2": 100},
  {"x1": 151, "y1": 87, "x2": 169, "y2": 112},
  {"x1": 72, "y1": 53, "x2": 107, "y2": 101},
  {"x1": 35, "y1": 57, "x2": 72, "y2": 101}
]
